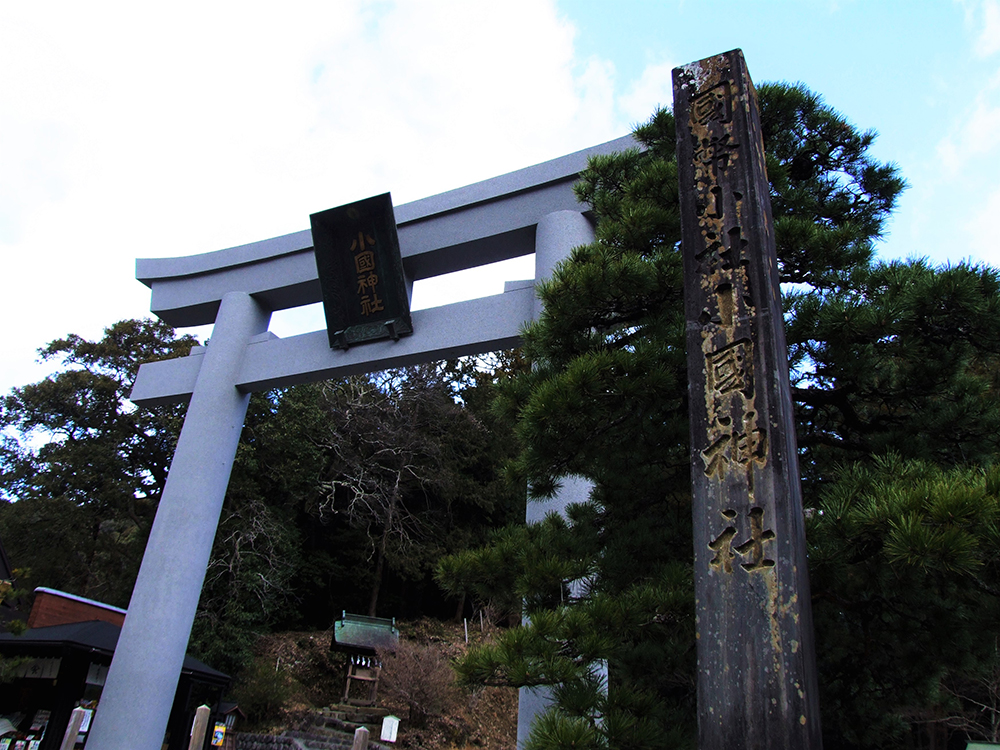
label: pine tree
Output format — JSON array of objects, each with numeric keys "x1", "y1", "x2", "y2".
[
  {"x1": 789, "y1": 259, "x2": 1000, "y2": 485},
  {"x1": 808, "y1": 456, "x2": 1000, "y2": 747},
  {"x1": 435, "y1": 81, "x2": 1000, "y2": 750}
]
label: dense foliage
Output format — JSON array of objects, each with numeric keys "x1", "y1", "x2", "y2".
[
  {"x1": 809, "y1": 456, "x2": 1000, "y2": 746},
  {"x1": 0, "y1": 319, "x2": 195, "y2": 605},
  {"x1": 439, "y1": 82, "x2": 1000, "y2": 749},
  {"x1": 0, "y1": 326, "x2": 522, "y2": 674},
  {"x1": 789, "y1": 259, "x2": 1000, "y2": 482}
]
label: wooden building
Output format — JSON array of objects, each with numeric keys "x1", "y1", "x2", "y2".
[{"x1": 0, "y1": 589, "x2": 229, "y2": 750}]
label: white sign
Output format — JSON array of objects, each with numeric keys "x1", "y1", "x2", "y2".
[
  {"x1": 86, "y1": 663, "x2": 109, "y2": 686},
  {"x1": 15, "y1": 658, "x2": 60, "y2": 680},
  {"x1": 380, "y1": 715, "x2": 399, "y2": 743}
]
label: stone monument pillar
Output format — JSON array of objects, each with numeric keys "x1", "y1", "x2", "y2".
[{"x1": 673, "y1": 49, "x2": 822, "y2": 748}]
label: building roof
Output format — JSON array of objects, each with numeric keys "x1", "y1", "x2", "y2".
[
  {"x1": 32, "y1": 588, "x2": 127, "y2": 616},
  {"x1": 0, "y1": 620, "x2": 228, "y2": 684},
  {"x1": 27, "y1": 587, "x2": 127, "y2": 629}
]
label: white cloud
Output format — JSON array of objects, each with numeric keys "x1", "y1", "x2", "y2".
[
  {"x1": 957, "y1": 0, "x2": 1000, "y2": 57},
  {"x1": 618, "y1": 59, "x2": 678, "y2": 126},
  {"x1": 909, "y1": 64, "x2": 1000, "y2": 266},
  {"x1": 935, "y1": 69, "x2": 1000, "y2": 176},
  {"x1": 301, "y1": 1, "x2": 623, "y2": 202},
  {"x1": 975, "y1": 0, "x2": 1000, "y2": 56},
  {"x1": 0, "y1": 0, "x2": 629, "y2": 393},
  {"x1": 971, "y1": 187, "x2": 1000, "y2": 265}
]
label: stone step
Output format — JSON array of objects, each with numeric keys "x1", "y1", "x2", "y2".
[
  {"x1": 235, "y1": 713, "x2": 392, "y2": 750},
  {"x1": 282, "y1": 728, "x2": 389, "y2": 750},
  {"x1": 299, "y1": 713, "x2": 393, "y2": 746},
  {"x1": 282, "y1": 729, "x2": 354, "y2": 750},
  {"x1": 321, "y1": 703, "x2": 391, "y2": 720},
  {"x1": 233, "y1": 732, "x2": 298, "y2": 750}
]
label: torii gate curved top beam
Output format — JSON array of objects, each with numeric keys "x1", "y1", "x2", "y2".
[
  {"x1": 137, "y1": 134, "x2": 635, "y2": 327},
  {"x1": 130, "y1": 134, "x2": 635, "y2": 405}
]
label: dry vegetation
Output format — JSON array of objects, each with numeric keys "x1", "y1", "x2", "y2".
[{"x1": 235, "y1": 618, "x2": 517, "y2": 750}]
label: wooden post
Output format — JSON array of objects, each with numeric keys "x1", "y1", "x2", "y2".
[
  {"x1": 59, "y1": 707, "x2": 87, "y2": 750},
  {"x1": 673, "y1": 49, "x2": 823, "y2": 748},
  {"x1": 188, "y1": 705, "x2": 211, "y2": 750},
  {"x1": 352, "y1": 726, "x2": 371, "y2": 750}
]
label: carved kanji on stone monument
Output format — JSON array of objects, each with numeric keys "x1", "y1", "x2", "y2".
[{"x1": 674, "y1": 50, "x2": 823, "y2": 748}]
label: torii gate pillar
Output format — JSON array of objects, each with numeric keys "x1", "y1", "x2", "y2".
[
  {"x1": 516, "y1": 209, "x2": 597, "y2": 750},
  {"x1": 86, "y1": 292, "x2": 270, "y2": 749}
]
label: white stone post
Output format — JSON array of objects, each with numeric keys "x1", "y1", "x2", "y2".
[
  {"x1": 87, "y1": 292, "x2": 271, "y2": 750},
  {"x1": 352, "y1": 726, "x2": 371, "y2": 750},
  {"x1": 517, "y1": 211, "x2": 596, "y2": 750},
  {"x1": 59, "y1": 707, "x2": 88, "y2": 750}
]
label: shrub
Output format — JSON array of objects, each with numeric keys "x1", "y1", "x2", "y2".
[
  {"x1": 232, "y1": 657, "x2": 292, "y2": 727},
  {"x1": 378, "y1": 640, "x2": 458, "y2": 727}
]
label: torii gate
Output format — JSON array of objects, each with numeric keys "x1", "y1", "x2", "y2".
[{"x1": 86, "y1": 136, "x2": 633, "y2": 750}]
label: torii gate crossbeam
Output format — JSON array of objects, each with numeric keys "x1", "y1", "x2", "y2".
[{"x1": 86, "y1": 136, "x2": 634, "y2": 750}]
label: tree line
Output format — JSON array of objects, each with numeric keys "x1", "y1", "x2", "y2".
[{"x1": 0, "y1": 328, "x2": 523, "y2": 674}]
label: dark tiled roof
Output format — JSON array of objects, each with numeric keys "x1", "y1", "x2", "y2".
[{"x1": 0, "y1": 620, "x2": 228, "y2": 682}]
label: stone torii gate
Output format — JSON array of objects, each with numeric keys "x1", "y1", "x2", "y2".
[{"x1": 86, "y1": 136, "x2": 631, "y2": 750}]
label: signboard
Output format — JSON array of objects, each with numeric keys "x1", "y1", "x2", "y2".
[
  {"x1": 15, "y1": 658, "x2": 60, "y2": 680},
  {"x1": 380, "y1": 715, "x2": 399, "y2": 743},
  {"x1": 311, "y1": 193, "x2": 413, "y2": 349},
  {"x1": 211, "y1": 723, "x2": 226, "y2": 746}
]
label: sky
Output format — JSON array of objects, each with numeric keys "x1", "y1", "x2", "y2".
[{"x1": 1, "y1": 0, "x2": 998, "y2": 396}]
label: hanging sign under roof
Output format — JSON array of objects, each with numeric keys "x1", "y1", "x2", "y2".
[{"x1": 310, "y1": 193, "x2": 413, "y2": 350}]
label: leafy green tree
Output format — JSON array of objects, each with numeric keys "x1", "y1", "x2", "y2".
[
  {"x1": 0, "y1": 319, "x2": 195, "y2": 605},
  {"x1": 0, "y1": 321, "x2": 522, "y2": 678},
  {"x1": 186, "y1": 389, "x2": 307, "y2": 674},
  {"x1": 188, "y1": 359, "x2": 522, "y2": 669},
  {"x1": 0, "y1": 319, "x2": 323, "y2": 672}
]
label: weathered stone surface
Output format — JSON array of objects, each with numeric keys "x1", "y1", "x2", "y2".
[{"x1": 673, "y1": 49, "x2": 822, "y2": 748}]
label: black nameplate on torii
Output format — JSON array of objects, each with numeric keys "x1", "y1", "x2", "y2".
[{"x1": 311, "y1": 193, "x2": 413, "y2": 350}]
